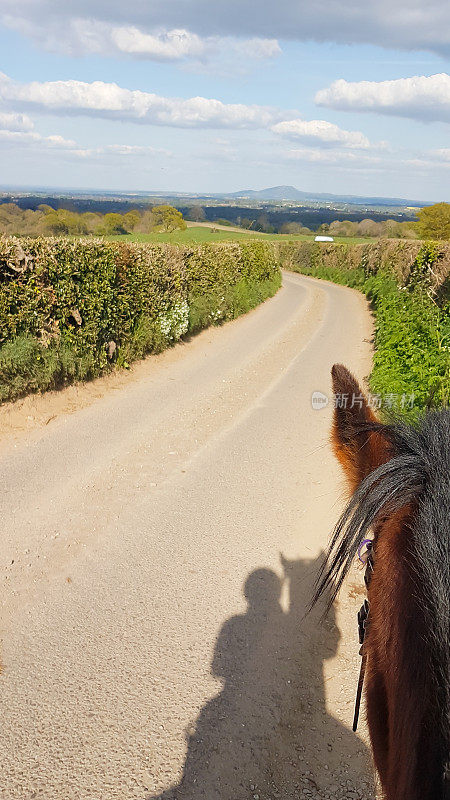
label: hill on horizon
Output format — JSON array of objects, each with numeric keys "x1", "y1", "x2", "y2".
[{"x1": 228, "y1": 185, "x2": 425, "y2": 207}]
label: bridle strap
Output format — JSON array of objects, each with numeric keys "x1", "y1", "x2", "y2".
[
  {"x1": 353, "y1": 648, "x2": 367, "y2": 732},
  {"x1": 352, "y1": 542, "x2": 373, "y2": 733}
]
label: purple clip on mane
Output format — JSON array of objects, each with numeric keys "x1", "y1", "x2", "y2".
[{"x1": 358, "y1": 539, "x2": 373, "y2": 564}]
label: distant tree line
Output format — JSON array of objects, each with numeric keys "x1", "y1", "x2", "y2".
[
  {"x1": 186, "y1": 203, "x2": 450, "y2": 240},
  {"x1": 316, "y1": 205, "x2": 450, "y2": 239},
  {"x1": 1, "y1": 199, "x2": 448, "y2": 240},
  {"x1": 240, "y1": 213, "x2": 422, "y2": 238},
  {"x1": 0, "y1": 203, "x2": 186, "y2": 236},
  {"x1": 178, "y1": 203, "x2": 420, "y2": 231},
  {"x1": 314, "y1": 218, "x2": 418, "y2": 239}
]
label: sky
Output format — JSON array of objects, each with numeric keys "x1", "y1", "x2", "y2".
[{"x1": 0, "y1": 1, "x2": 449, "y2": 201}]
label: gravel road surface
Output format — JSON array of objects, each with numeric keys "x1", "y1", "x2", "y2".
[{"x1": 0, "y1": 272, "x2": 376, "y2": 800}]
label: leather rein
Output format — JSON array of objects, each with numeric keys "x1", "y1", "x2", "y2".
[{"x1": 353, "y1": 539, "x2": 374, "y2": 733}]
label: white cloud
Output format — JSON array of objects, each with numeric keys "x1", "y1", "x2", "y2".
[
  {"x1": 0, "y1": 129, "x2": 77, "y2": 148},
  {"x1": 103, "y1": 143, "x2": 170, "y2": 156},
  {"x1": 1, "y1": 13, "x2": 281, "y2": 69},
  {"x1": 316, "y1": 73, "x2": 450, "y2": 123},
  {"x1": 0, "y1": 111, "x2": 34, "y2": 131},
  {"x1": 284, "y1": 143, "x2": 450, "y2": 176},
  {"x1": 432, "y1": 148, "x2": 450, "y2": 161},
  {"x1": 0, "y1": 72, "x2": 284, "y2": 129},
  {"x1": 93, "y1": 23, "x2": 281, "y2": 62},
  {"x1": 405, "y1": 148, "x2": 450, "y2": 169},
  {"x1": 231, "y1": 38, "x2": 281, "y2": 60},
  {"x1": 286, "y1": 147, "x2": 382, "y2": 166},
  {"x1": 0, "y1": 126, "x2": 172, "y2": 164},
  {"x1": 272, "y1": 119, "x2": 373, "y2": 149},
  {"x1": 1, "y1": 0, "x2": 449, "y2": 57},
  {"x1": 108, "y1": 26, "x2": 206, "y2": 59}
]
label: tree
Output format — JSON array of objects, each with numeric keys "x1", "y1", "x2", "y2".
[
  {"x1": 396, "y1": 224, "x2": 418, "y2": 240},
  {"x1": 0, "y1": 203, "x2": 27, "y2": 234},
  {"x1": 149, "y1": 205, "x2": 186, "y2": 232},
  {"x1": 100, "y1": 213, "x2": 127, "y2": 235},
  {"x1": 135, "y1": 210, "x2": 155, "y2": 234},
  {"x1": 254, "y1": 213, "x2": 274, "y2": 233},
  {"x1": 280, "y1": 222, "x2": 311, "y2": 235},
  {"x1": 417, "y1": 203, "x2": 450, "y2": 240},
  {"x1": 81, "y1": 212, "x2": 103, "y2": 234},
  {"x1": 256, "y1": 213, "x2": 268, "y2": 231},
  {"x1": 123, "y1": 210, "x2": 141, "y2": 232},
  {"x1": 381, "y1": 219, "x2": 418, "y2": 239},
  {"x1": 187, "y1": 205, "x2": 206, "y2": 222},
  {"x1": 41, "y1": 209, "x2": 88, "y2": 235},
  {"x1": 329, "y1": 220, "x2": 358, "y2": 237},
  {"x1": 357, "y1": 219, "x2": 383, "y2": 238}
]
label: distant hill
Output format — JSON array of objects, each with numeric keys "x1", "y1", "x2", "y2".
[
  {"x1": 228, "y1": 185, "x2": 421, "y2": 207},
  {"x1": 229, "y1": 185, "x2": 307, "y2": 201},
  {"x1": 0, "y1": 183, "x2": 429, "y2": 212}
]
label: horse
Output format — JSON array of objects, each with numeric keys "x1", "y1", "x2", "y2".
[{"x1": 313, "y1": 364, "x2": 450, "y2": 800}]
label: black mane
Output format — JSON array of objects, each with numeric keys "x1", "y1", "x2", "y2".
[{"x1": 314, "y1": 408, "x2": 450, "y2": 761}]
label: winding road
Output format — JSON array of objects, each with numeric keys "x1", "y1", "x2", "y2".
[{"x1": 0, "y1": 273, "x2": 376, "y2": 800}]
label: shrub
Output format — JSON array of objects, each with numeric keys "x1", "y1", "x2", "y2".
[
  {"x1": 0, "y1": 237, "x2": 281, "y2": 402},
  {"x1": 417, "y1": 202, "x2": 450, "y2": 240},
  {"x1": 277, "y1": 239, "x2": 450, "y2": 411}
]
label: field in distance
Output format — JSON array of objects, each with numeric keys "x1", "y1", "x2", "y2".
[{"x1": 108, "y1": 224, "x2": 371, "y2": 245}]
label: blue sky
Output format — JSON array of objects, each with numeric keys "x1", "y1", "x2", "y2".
[{"x1": 0, "y1": 1, "x2": 449, "y2": 201}]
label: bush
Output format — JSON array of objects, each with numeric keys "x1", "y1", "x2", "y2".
[
  {"x1": 0, "y1": 237, "x2": 281, "y2": 402},
  {"x1": 277, "y1": 239, "x2": 450, "y2": 411},
  {"x1": 417, "y1": 202, "x2": 450, "y2": 240}
]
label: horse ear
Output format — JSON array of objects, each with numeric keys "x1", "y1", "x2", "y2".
[{"x1": 331, "y1": 364, "x2": 390, "y2": 491}]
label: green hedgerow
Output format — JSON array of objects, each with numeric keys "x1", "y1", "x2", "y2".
[
  {"x1": 278, "y1": 239, "x2": 450, "y2": 413},
  {"x1": 0, "y1": 237, "x2": 281, "y2": 402}
]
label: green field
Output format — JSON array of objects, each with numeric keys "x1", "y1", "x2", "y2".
[{"x1": 108, "y1": 226, "x2": 372, "y2": 246}]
